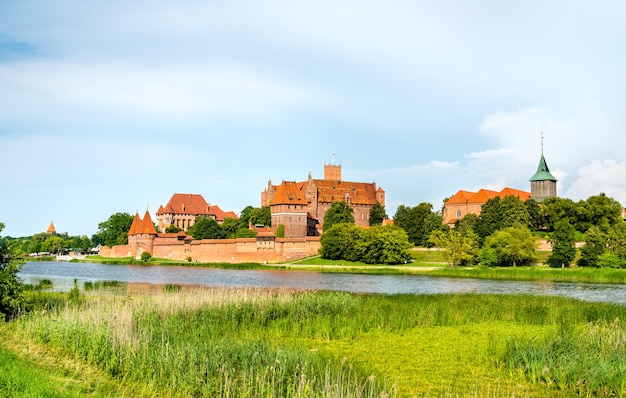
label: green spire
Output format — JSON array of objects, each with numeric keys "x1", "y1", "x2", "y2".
[{"x1": 530, "y1": 133, "x2": 557, "y2": 182}]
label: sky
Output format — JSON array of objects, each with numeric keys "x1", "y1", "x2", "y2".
[{"x1": 1, "y1": 1, "x2": 626, "y2": 238}]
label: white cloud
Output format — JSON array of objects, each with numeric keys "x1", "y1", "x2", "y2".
[{"x1": 566, "y1": 160, "x2": 626, "y2": 206}]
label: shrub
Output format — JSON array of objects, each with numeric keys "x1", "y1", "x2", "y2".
[{"x1": 140, "y1": 251, "x2": 152, "y2": 262}]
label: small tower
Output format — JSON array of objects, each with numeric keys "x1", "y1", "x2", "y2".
[
  {"x1": 46, "y1": 221, "x2": 56, "y2": 234},
  {"x1": 529, "y1": 134, "x2": 557, "y2": 202}
]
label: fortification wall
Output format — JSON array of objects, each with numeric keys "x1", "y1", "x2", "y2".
[{"x1": 103, "y1": 236, "x2": 320, "y2": 264}]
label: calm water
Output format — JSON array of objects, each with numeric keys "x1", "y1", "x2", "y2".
[{"x1": 19, "y1": 261, "x2": 626, "y2": 305}]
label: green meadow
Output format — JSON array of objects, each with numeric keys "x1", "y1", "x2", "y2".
[{"x1": 2, "y1": 287, "x2": 625, "y2": 397}]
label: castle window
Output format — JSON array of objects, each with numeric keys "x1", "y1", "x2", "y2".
[{"x1": 456, "y1": 209, "x2": 462, "y2": 218}]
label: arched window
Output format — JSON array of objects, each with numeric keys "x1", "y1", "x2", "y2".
[{"x1": 456, "y1": 209, "x2": 462, "y2": 218}]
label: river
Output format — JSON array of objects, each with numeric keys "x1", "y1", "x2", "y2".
[{"x1": 18, "y1": 261, "x2": 626, "y2": 305}]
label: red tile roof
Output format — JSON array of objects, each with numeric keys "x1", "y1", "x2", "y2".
[
  {"x1": 498, "y1": 187, "x2": 531, "y2": 201},
  {"x1": 446, "y1": 190, "x2": 475, "y2": 205},
  {"x1": 128, "y1": 212, "x2": 141, "y2": 235},
  {"x1": 46, "y1": 221, "x2": 56, "y2": 234},
  {"x1": 128, "y1": 211, "x2": 157, "y2": 235},
  {"x1": 157, "y1": 193, "x2": 210, "y2": 215},
  {"x1": 139, "y1": 211, "x2": 157, "y2": 235},
  {"x1": 313, "y1": 179, "x2": 378, "y2": 205},
  {"x1": 156, "y1": 193, "x2": 238, "y2": 221},
  {"x1": 447, "y1": 187, "x2": 531, "y2": 205},
  {"x1": 272, "y1": 181, "x2": 308, "y2": 205}
]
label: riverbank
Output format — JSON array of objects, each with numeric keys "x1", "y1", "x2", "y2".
[
  {"x1": 74, "y1": 254, "x2": 626, "y2": 284},
  {"x1": 2, "y1": 288, "x2": 625, "y2": 397}
]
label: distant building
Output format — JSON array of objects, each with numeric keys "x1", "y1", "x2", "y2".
[
  {"x1": 46, "y1": 221, "x2": 56, "y2": 234},
  {"x1": 443, "y1": 188, "x2": 531, "y2": 227},
  {"x1": 529, "y1": 144, "x2": 558, "y2": 202},
  {"x1": 261, "y1": 163, "x2": 385, "y2": 237},
  {"x1": 155, "y1": 193, "x2": 238, "y2": 233},
  {"x1": 443, "y1": 141, "x2": 557, "y2": 227}
]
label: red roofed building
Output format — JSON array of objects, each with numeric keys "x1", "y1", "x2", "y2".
[
  {"x1": 443, "y1": 187, "x2": 531, "y2": 227},
  {"x1": 261, "y1": 163, "x2": 385, "y2": 236},
  {"x1": 155, "y1": 193, "x2": 238, "y2": 232},
  {"x1": 46, "y1": 221, "x2": 56, "y2": 234}
]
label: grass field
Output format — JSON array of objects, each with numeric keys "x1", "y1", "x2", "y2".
[{"x1": 2, "y1": 287, "x2": 625, "y2": 397}]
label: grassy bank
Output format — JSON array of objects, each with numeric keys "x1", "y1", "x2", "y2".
[{"x1": 2, "y1": 288, "x2": 625, "y2": 397}]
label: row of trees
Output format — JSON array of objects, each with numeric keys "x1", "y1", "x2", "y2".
[{"x1": 425, "y1": 193, "x2": 626, "y2": 268}]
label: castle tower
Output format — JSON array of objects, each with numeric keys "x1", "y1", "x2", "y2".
[
  {"x1": 128, "y1": 211, "x2": 157, "y2": 258},
  {"x1": 324, "y1": 164, "x2": 341, "y2": 181},
  {"x1": 529, "y1": 135, "x2": 557, "y2": 202},
  {"x1": 46, "y1": 221, "x2": 56, "y2": 234}
]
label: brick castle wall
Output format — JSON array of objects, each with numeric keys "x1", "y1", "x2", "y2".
[{"x1": 101, "y1": 235, "x2": 321, "y2": 264}]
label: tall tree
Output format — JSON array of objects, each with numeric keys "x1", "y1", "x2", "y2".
[
  {"x1": 249, "y1": 206, "x2": 271, "y2": 227},
  {"x1": 548, "y1": 220, "x2": 576, "y2": 268},
  {"x1": 578, "y1": 226, "x2": 607, "y2": 267},
  {"x1": 220, "y1": 217, "x2": 241, "y2": 238},
  {"x1": 475, "y1": 196, "x2": 531, "y2": 244},
  {"x1": 525, "y1": 199, "x2": 544, "y2": 230},
  {"x1": 239, "y1": 205, "x2": 255, "y2": 228},
  {"x1": 187, "y1": 217, "x2": 225, "y2": 240},
  {"x1": 94, "y1": 212, "x2": 134, "y2": 247},
  {"x1": 323, "y1": 201, "x2": 355, "y2": 231},
  {"x1": 1, "y1": 222, "x2": 25, "y2": 321},
  {"x1": 480, "y1": 225, "x2": 536, "y2": 267},
  {"x1": 368, "y1": 202, "x2": 387, "y2": 226},
  {"x1": 429, "y1": 228, "x2": 479, "y2": 267},
  {"x1": 393, "y1": 202, "x2": 438, "y2": 246}
]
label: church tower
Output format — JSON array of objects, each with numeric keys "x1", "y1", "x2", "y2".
[{"x1": 529, "y1": 135, "x2": 557, "y2": 202}]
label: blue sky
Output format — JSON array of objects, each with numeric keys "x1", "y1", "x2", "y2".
[{"x1": 2, "y1": 1, "x2": 626, "y2": 238}]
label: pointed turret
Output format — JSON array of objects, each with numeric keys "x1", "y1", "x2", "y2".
[
  {"x1": 128, "y1": 212, "x2": 141, "y2": 235},
  {"x1": 529, "y1": 135, "x2": 557, "y2": 202},
  {"x1": 139, "y1": 211, "x2": 157, "y2": 235},
  {"x1": 46, "y1": 221, "x2": 56, "y2": 234}
]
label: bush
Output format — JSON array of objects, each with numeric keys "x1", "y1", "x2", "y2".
[{"x1": 141, "y1": 251, "x2": 152, "y2": 262}]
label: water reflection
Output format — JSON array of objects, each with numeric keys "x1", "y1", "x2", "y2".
[{"x1": 19, "y1": 261, "x2": 626, "y2": 305}]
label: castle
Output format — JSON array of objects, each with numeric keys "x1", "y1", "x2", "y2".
[
  {"x1": 261, "y1": 163, "x2": 385, "y2": 237},
  {"x1": 155, "y1": 193, "x2": 238, "y2": 233},
  {"x1": 99, "y1": 209, "x2": 321, "y2": 263},
  {"x1": 442, "y1": 144, "x2": 557, "y2": 226}
]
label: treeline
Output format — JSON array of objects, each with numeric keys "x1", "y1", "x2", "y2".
[
  {"x1": 320, "y1": 193, "x2": 625, "y2": 268},
  {"x1": 426, "y1": 194, "x2": 625, "y2": 268},
  {"x1": 7, "y1": 232, "x2": 95, "y2": 257}
]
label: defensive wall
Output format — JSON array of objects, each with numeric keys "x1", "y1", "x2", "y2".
[{"x1": 100, "y1": 234, "x2": 321, "y2": 264}]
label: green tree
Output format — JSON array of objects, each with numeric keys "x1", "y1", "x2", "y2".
[
  {"x1": 187, "y1": 217, "x2": 225, "y2": 240},
  {"x1": 165, "y1": 224, "x2": 182, "y2": 233},
  {"x1": 541, "y1": 197, "x2": 579, "y2": 232},
  {"x1": 220, "y1": 218, "x2": 241, "y2": 238},
  {"x1": 320, "y1": 223, "x2": 411, "y2": 264},
  {"x1": 578, "y1": 226, "x2": 607, "y2": 267},
  {"x1": 578, "y1": 194, "x2": 624, "y2": 232},
  {"x1": 239, "y1": 205, "x2": 255, "y2": 228},
  {"x1": 525, "y1": 199, "x2": 543, "y2": 230},
  {"x1": 249, "y1": 207, "x2": 271, "y2": 227},
  {"x1": 275, "y1": 224, "x2": 285, "y2": 238},
  {"x1": 357, "y1": 226, "x2": 412, "y2": 264},
  {"x1": 480, "y1": 225, "x2": 536, "y2": 267},
  {"x1": 368, "y1": 202, "x2": 387, "y2": 226},
  {"x1": 323, "y1": 201, "x2": 355, "y2": 231},
  {"x1": 429, "y1": 228, "x2": 479, "y2": 267},
  {"x1": 393, "y1": 202, "x2": 439, "y2": 246},
  {"x1": 94, "y1": 212, "x2": 134, "y2": 247},
  {"x1": 235, "y1": 228, "x2": 257, "y2": 238},
  {"x1": 547, "y1": 220, "x2": 576, "y2": 268},
  {"x1": 475, "y1": 196, "x2": 531, "y2": 243},
  {"x1": 320, "y1": 223, "x2": 360, "y2": 261},
  {"x1": 1, "y1": 222, "x2": 25, "y2": 321}
]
